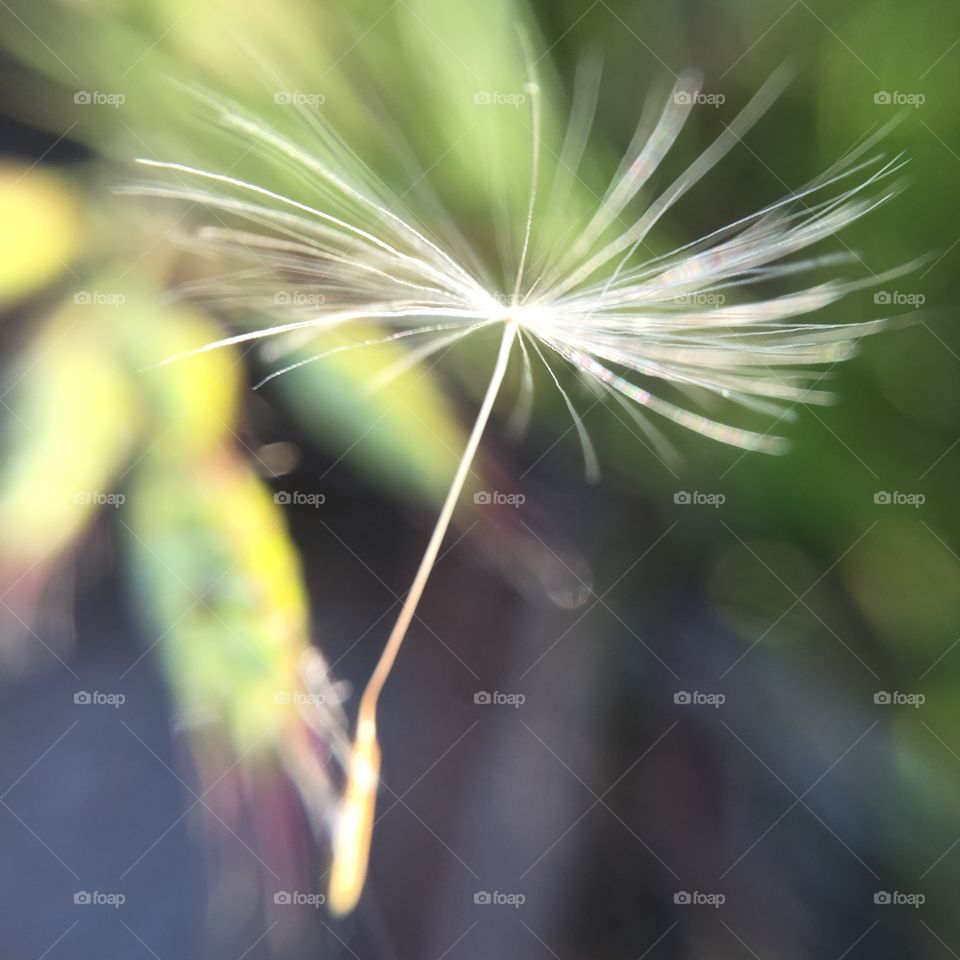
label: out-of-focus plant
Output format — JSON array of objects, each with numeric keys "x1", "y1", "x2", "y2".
[
  {"x1": 0, "y1": 165, "x2": 80, "y2": 303},
  {"x1": 0, "y1": 0, "x2": 565, "y2": 933}
]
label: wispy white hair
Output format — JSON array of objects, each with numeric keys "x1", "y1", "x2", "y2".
[{"x1": 128, "y1": 65, "x2": 912, "y2": 468}]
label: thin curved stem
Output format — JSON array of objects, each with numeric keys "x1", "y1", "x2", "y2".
[{"x1": 328, "y1": 318, "x2": 518, "y2": 915}]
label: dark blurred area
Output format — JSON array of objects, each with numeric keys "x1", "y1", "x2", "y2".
[{"x1": 1, "y1": 1, "x2": 959, "y2": 958}]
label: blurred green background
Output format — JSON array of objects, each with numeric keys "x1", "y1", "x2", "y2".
[{"x1": 0, "y1": 1, "x2": 958, "y2": 958}]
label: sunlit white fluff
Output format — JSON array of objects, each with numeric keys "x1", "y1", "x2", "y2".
[{"x1": 130, "y1": 66, "x2": 908, "y2": 468}]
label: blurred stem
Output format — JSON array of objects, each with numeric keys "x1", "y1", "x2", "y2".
[
  {"x1": 328, "y1": 318, "x2": 518, "y2": 915},
  {"x1": 360, "y1": 318, "x2": 518, "y2": 722}
]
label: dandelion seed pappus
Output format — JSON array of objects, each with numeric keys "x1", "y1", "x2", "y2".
[{"x1": 131, "y1": 50, "x2": 916, "y2": 916}]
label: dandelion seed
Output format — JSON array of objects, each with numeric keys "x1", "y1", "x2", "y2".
[{"x1": 129, "y1": 63, "x2": 913, "y2": 915}]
